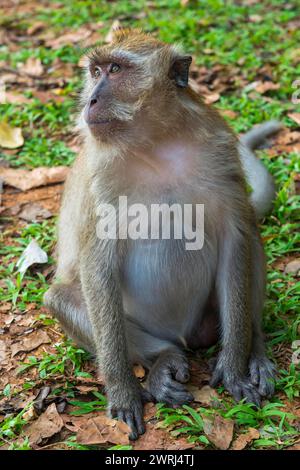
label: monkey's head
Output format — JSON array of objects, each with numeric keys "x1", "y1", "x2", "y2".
[{"x1": 79, "y1": 28, "x2": 192, "y2": 143}]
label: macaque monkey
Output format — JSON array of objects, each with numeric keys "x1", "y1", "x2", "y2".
[{"x1": 44, "y1": 29, "x2": 278, "y2": 439}]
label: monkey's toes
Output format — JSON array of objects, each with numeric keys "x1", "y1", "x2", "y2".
[
  {"x1": 110, "y1": 402, "x2": 145, "y2": 441},
  {"x1": 210, "y1": 360, "x2": 262, "y2": 406},
  {"x1": 249, "y1": 355, "x2": 276, "y2": 397},
  {"x1": 228, "y1": 379, "x2": 262, "y2": 406}
]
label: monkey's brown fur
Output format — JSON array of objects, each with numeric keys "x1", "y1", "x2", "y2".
[{"x1": 44, "y1": 28, "x2": 276, "y2": 439}]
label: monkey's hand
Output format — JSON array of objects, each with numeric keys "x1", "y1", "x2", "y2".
[
  {"x1": 107, "y1": 379, "x2": 152, "y2": 440},
  {"x1": 146, "y1": 351, "x2": 193, "y2": 406},
  {"x1": 210, "y1": 353, "x2": 262, "y2": 406}
]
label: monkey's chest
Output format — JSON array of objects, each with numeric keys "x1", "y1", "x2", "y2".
[{"x1": 121, "y1": 239, "x2": 216, "y2": 341}]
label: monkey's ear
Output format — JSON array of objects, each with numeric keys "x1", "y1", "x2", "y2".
[{"x1": 169, "y1": 55, "x2": 192, "y2": 88}]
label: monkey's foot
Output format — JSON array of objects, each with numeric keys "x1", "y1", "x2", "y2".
[
  {"x1": 249, "y1": 354, "x2": 276, "y2": 398},
  {"x1": 146, "y1": 351, "x2": 193, "y2": 406},
  {"x1": 210, "y1": 355, "x2": 262, "y2": 406},
  {"x1": 108, "y1": 382, "x2": 151, "y2": 440}
]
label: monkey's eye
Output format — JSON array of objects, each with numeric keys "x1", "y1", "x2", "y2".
[
  {"x1": 109, "y1": 63, "x2": 121, "y2": 74},
  {"x1": 93, "y1": 66, "x2": 102, "y2": 78}
]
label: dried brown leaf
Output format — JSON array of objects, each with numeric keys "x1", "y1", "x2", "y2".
[
  {"x1": 255, "y1": 81, "x2": 280, "y2": 94},
  {"x1": 204, "y1": 93, "x2": 220, "y2": 104},
  {"x1": 47, "y1": 28, "x2": 92, "y2": 48},
  {"x1": 76, "y1": 414, "x2": 130, "y2": 445},
  {"x1": 11, "y1": 329, "x2": 51, "y2": 356},
  {"x1": 0, "y1": 121, "x2": 24, "y2": 149},
  {"x1": 134, "y1": 423, "x2": 194, "y2": 450},
  {"x1": 188, "y1": 385, "x2": 219, "y2": 405},
  {"x1": 22, "y1": 58, "x2": 44, "y2": 77},
  {"x1": 4, "y1": 91, "x2": 31, "y2": 104},
  {"x1": 221, "y1": 109, "x2": 238, "y2": 119},
  {"x1": 0, "y1": 340, "x2": 7, "y2": 364},
  {"x1": 18, "y1": 202, "x2": 52, "y2": 222},
  {"x1": 27, "y1": 21, "x2": 45, "y2": 36},
  {"x1": 285, "y1": 258, "x2": 300, "y2": 276},
  {"x1": 231, "y1": 428, "x2": 260, "y2": 450},
  {"x1": 288, "y1": 112, "x2": 300, "y2": 126},
  {"x1": 25, "y1": 403, "x2": 64, "y2": 445},
  {"x1": 0, "y1": 166, "x2": 69, "y2": 191},
  {"x1": 203, "y1": 415, "x2": 234, "y2": 449}
]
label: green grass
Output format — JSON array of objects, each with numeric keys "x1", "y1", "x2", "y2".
[{"x1": 0, "y1": 0, "x2": 299, "y2": 450}]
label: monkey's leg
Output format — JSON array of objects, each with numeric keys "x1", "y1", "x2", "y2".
[
  {"x1": 80, "y1": 239, "x2": 147, "y2": 440},
  {"x1": 44, "y1": 282, "x2": 96, "y2": 354},
  {"x1": 248, "y1": 235, "x2": 276, "y2": 397},
  {"x1": 211, "y1": 229, "x2": 262, "y2": 405}
]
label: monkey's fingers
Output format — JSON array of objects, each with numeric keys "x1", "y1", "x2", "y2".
[
  {"x1": 149, "y1": 375, "x2": 193, "y2": 406},
  {"x1": 166, "y1": 355, "x2": 190, "y2": 383}
]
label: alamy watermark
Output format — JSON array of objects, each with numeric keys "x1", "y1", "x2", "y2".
[{"x1": 96, "y1": 196, "x2": 205, "y2": 250}]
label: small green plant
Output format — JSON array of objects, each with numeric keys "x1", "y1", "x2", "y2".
[
  {"x1": 69, "y1": 391, "x2": 107, "y2": 415},
  {"x1": 17, "y1": 340, "x2": 92, "y2": 379}
]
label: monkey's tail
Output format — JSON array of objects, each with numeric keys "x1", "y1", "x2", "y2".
[
  {"x1": 240, "y1": 120, "x2": 282, "y2": 150},
  {"x1": 238, "y1": 120, "x2": 282, "y2": 219}
]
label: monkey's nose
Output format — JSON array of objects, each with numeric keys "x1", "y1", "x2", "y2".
[{"x1": 89, "y1": 97, "x2": 98, "y2": 108}]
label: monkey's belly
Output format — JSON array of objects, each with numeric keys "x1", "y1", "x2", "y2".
[{"x1": 121, "y1": 239, "x2": 217, "y2": 348}]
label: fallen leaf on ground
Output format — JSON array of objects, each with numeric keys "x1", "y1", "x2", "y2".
[
  {"x1": 25, "y1": 403, "x2": 64, "y2": 445},
  {"x1": 18, "y1": 202, "x2": 52, "y2": 222},
  {"x1": 47, "y1": 28, "x2": 92, "y2": 48},
  {"x1": 204, "y1": 93, "x2": 220, "y2": 104},
  {"x1": 16, "y1": 239, "x2": 48, "y2": 274},
  {"x1": 75, "y1": 385, "x2": 99, "y2": 394},
  {"x1": 134, "y1": 423, "x2": 194, "y2": 450},
  {"x1": 285, "y1": 258, "x2": 300, "y2": 276},
  {"x1": 143, "y1": 402, "x2": 157, "y2": 421},
  {"x1": 249, "y1": 14, "x2": 262, "y2": 22},
  {"x1": 0, "y1": 340, "x2": 7, "y2": 364},
  {"x1": 4, "y1": 91, "x2": 31, "y2": 104},
  {"x1": 133, "y1": 364, "x2": 146, "y2": 379},
  {"x1": 0, "y1": 121, "x2": 24, "y2": 149},
  {"x1": 188, "y1": 385, "x2": 219, "y2": 405},
  {"x1": 254, "y1": 81, "x2": 280, "y2": 94},
  {"x1": 203, "y1": 415, "x2": 234, "y2": 450},
  {"x1": 76, "y1": 415, "x2": 130, "y2": 445},
  {"x1": 221, "y1": 110, "x2": 238, "y2": 119},
  {"x1": 288, "y1": 112, "x2": 300, "y2": 126},
  {"x1": 231, "y1": 428, "x2": 260, "y2": 450},
  {"x1": 11, "y1": 329, "x2": 51, "y2": 356},
  {"x1": 0, "y1": 165, "x2": 69, "y2": 191},
  {"x1": 287, "y1": 443, "x2": 300, "y2": 450},
  {"x1": 27, "y1": 21, "x2": 45, "y2": 36},
  {"x1": 22, "y1": 57, "x2": 44, "y2": 77},
  {"x1": 277, "y1": 130, "x2": 300, "y2": 146}
]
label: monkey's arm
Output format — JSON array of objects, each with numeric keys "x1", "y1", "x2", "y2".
[
  {"x1": 80, "y1": 238, "x2": 147, "y2": 440},
  {"x1": 211, "y1": 222, "x2": 262, "y2": 404}
]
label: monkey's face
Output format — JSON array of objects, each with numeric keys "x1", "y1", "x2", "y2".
[{"x1": 79, "y1": 29, "x2": 192, "y2": 142}]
